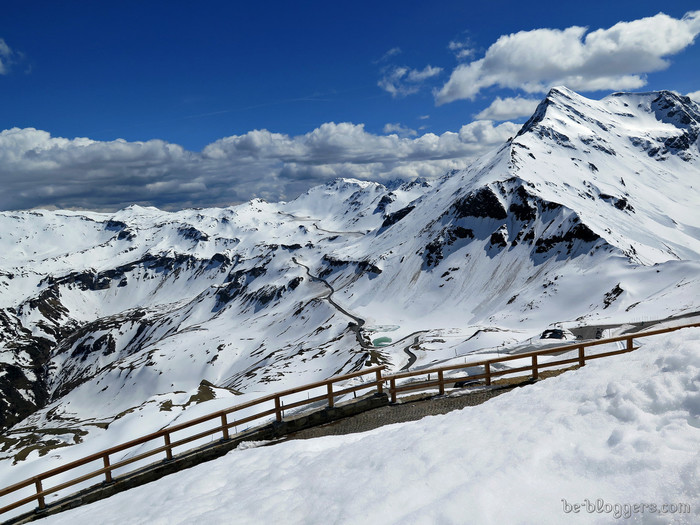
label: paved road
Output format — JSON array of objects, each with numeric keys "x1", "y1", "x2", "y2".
[
  {"x1": 283, "y1": 384, "x2": 524, "y2": 441},
  {"x1": 293, "y1": 257, "x2": 428, "y2": 365},
  {"x1": 400, "y1": 336, "x2": 419, "y2": 371},
  {"x1": 293, "y1": 257, "x2": 370, "y2": 349}
]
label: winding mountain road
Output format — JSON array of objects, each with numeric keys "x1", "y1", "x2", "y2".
[
  {"x1": 400, "y1": 337, "x2": 419, "y2": 371},
  {"x1": 292, "y1": 257, "x2": 427, "y2": 367},
  {"x1": 292, "y1": 257, "x2": 370, "y2": 349},
  {"x1": 277, "y1": 211, "x2": 366, "y2": 237}
]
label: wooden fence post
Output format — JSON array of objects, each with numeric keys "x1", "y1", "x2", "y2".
[
  {"x1": 327, "y1": 383, "x2": 334, "y2": 408},
  {"x1": 274, "y1": 396, "x2": 282, "y2": 422},
  {"x1": 221, "y1": 413, "x2": 229, "y2": 440},
  {"x1": 390, "y1": 378, "x2": 396, "y2": 403},
  {"x1": 375, "y1": 368, "x2": 383, "y2": 394},
  {"x1": 484, "y1": 362, "x2": 491, "y2": 386},
  {"x1": 626, "y1": 337, "x2": 634, "y2": 351},
  {"x1": 35, "y1": 479, "x2": 45, "y2": 510},
  {"x1": 578, "y1": 346, "x2": 585, "y2": 367},
  {"x1": 532, "y1": 355, "x2": 538, "y2": 380},
  {"x1": 164, "y1": 433, "x2": 173, "y2": 461},
  {"x1": 103, "y1": 454, "x2": 113, "y2": 483},
  {"x1": 438, "y1": 370, "x2": 444, "y2": 395}
]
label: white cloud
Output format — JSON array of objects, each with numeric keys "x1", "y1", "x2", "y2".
[
  {"x1": 201, "y1": 121, "x2": 514, "y2": 166},
  {"x1": 448, "y1": 39, "x2": 474, "y2": 60},
  {"x1": 436, "y1": 11, "x2": 700, "y2": 104},
  {"x1": 378, "y1": 67, "x2": 412, "y2": 97},
  {"x1": 475, "y1": 96, "x2": 540, "y2": 120},
  {"x1": 0, "y1": 38, "x2": 15, "y2": 74},
  {"x1": 378, "y1": 65, "x2": 443, "y2": 97},
  {"x1": 375, "y1": 47, "x2": 402, "y2": 63},
  {"x1": 406, "y1": 65, "x2": 442, "y2": 82},
  {"x1": 455, "y1": 49, "x2": 473, "y2": 60},
  {"x1": 383, "y1": 123, "x2": 418, "y2": 137},
  {"x1": 457, "y1": 120, "x2": 520, "y2": 144},
  {"x1": 688, "y1": 90, "x2": 700, "y2": 103},
  {"x1": 0, "y1": 122, "x2": 517, "y2": 211}
]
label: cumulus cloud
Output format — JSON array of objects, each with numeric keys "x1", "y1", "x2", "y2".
[
  {"x1": 201, "y1": 121, "x2": 515, "y2": 166},
  {"x1": 0, "y1": 122, "x2": 518, "y2": 211},
  {"x1": 378, "y1": 65, "x2": 443, "y2": 97},
  {"x1": 383, "y1": 123, "x2": 418, "y2": 138},
  {"x1": 475, "y1": 96, "x2": 540, "y2": 120},
  {"x1": 436, "y1": 11, "x2": 700, "y2": 104},
  {"x1": 457, "y1": 120, "x2": 520, "y2": 144},
  {"x1": 0, "y1": 128, "x2": 201, "y2": 210}
]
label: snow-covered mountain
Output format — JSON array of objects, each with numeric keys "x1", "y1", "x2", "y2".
[{"x1": 1, "y1": 87, "x2": 699, "y2": 482}]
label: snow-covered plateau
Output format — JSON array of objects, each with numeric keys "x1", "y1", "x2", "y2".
[{"x1": 1, "y1": 87, "x2": 699, "y2": 521}]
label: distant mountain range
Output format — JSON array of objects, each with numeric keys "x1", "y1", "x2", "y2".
[{"x1": 1, "y1": 87, "x2": 699, "y2": 475}]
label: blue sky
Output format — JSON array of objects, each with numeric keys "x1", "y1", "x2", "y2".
[{"x1": 1, "y1": 1, "x2": 699, "y2": 211}]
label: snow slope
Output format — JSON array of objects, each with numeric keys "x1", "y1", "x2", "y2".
[
  {"x1": 35, "y1": 327, "x2": 700, "y2": 525},
  {"x1": 1, "y1": 87, "x2": 699, "y2": 494}
]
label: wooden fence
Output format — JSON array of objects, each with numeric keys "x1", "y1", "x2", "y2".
[
  {"x1": 385, "y1": 322, "x2": 700, "y2": 402},
  {"x1": 0, "y1": 366, "x2": 385, "y2": 518},
  {"x1": 1, "y1": 320, "x2": 698, "y2": 519}
]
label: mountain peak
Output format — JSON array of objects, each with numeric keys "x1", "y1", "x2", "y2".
[
  {"x1": 515, "y1": 87, "x2": 700, "y2": 146},
  {"x1": 515, "y1": 86, "x2": 585, "y2": 138},
  {"x1": 546, "y1": 85, "x2": 578, "y2": 99}
]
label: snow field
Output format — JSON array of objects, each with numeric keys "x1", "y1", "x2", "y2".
[{"x1": 36, "y1": 327, "x2": 700, "y2": 525}]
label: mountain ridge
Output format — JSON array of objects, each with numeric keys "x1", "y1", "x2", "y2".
[{"x1": 1, "y1": 87, "x2": 699, "y2": 480}]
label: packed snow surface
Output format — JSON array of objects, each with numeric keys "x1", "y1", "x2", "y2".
[{"x1": 36, "y1": 328, "x2": 700, "y2": 525}]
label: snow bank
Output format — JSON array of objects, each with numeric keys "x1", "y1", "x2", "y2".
[{"x1": 38, "y1": 328, "x2": 700, "y2": 524}]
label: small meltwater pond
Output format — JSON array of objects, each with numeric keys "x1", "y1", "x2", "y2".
[
  {"x1": 371, "y1": 336, "x2": 393, "y2": 347},
  {"x1": 365, "y1": 325, "x2": 400, "y2": 347}
]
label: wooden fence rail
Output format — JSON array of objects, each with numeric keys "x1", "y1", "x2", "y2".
[
  {"x1": 1, "y1": 321, "x2": 699, "y2": 519},
  {"x1": 0, "y1": 366, "x2": 386, "y2": 517},
  {"x1": 383, "y1": 322, "x2": 700, "y2": 403}
]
